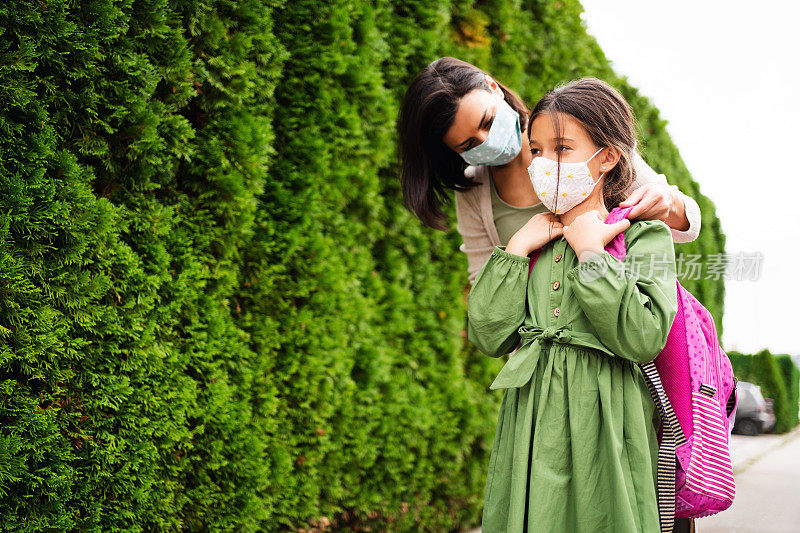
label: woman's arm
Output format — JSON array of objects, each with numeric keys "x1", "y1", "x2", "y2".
[
  {"x1": 625, "y1": 151, "x2": 702, "y2": 244},
  {"x1": 454, "y1": 187, "x2": 495, "y2": 286},
  {"x1": 566, "y1": 220, "x2": 678, "y2": 364},
  {"x1": 466, "y1": 246, "x2": 529, "y2": 358}
]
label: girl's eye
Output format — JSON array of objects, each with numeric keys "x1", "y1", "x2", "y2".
[
  {"x1": 556, "y1": 145, "x2": 570, "y2": 152},
  {"x1": 485, "y1": 114, "x2": 496, "y2": 130},
  {"x1": 530, "y1": 148, "x2": 541, "y2": 156}
]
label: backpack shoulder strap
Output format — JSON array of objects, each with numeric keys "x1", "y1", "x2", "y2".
[
  {"x1": 603, "y1": 205, "x2": 634, "y2": 261},
  {"x1": 641, "y1": 356, "x2": 688, "y2": 533}
]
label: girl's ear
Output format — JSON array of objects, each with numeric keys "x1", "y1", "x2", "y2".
[
  {"x1": 484, "y1": 74, "x2": 504, "y2": 99},
  {"x1": 598, "y1": 147, "x2": 622, "y2": 173}
]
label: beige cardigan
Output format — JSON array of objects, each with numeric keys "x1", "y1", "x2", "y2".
[{"x1": 455, "y1": 152, "x2": 702, "y2": 285}]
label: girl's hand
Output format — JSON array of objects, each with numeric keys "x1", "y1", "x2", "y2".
[
  {"x1": 563, "y1": 210, "x2": 630, "y2": 262},
  {"x1": 620, "y1": 183, "x2": 688, "y2": 230},
  {"x1": 506, "y1": 212, "x2": 564, "y2": 257}
]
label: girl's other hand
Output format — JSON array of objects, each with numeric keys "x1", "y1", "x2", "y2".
[
  {"x1": 563, "y1": 210, "x2": 630, "y2": 262},
  {"x1": 506, "y1": 212, "x2": 564, "y2": 257}
]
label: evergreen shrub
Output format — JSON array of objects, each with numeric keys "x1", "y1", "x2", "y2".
[{"x1": 0, "y1": 1, "x2": 726, "y2": 530}]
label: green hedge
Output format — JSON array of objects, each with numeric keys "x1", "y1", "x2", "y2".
[
  {"x1": 0, "y1": 1, "x2": 725, "y2": 531},
  {"x1": 775, "y1": 355, "x2": 800, "y2": 429},
  {"x1": 729, "y1": 350, "x2": 800, "y2": 433}
]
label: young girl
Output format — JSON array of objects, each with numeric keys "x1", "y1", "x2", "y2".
[{"x1": 467, "y1": 78, "x2": 678, "y2": 532}]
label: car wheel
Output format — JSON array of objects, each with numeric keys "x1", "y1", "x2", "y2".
[{"x1": 736, "y1": 418, "x2": 759, "y2": 436}]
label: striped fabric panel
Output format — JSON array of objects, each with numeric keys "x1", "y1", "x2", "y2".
[
  {"x1": 726, "y1": 377, "x2": 738, "y2": 415},
  {"x1": 685, "y1": 391, "x2": 735, "y2": 501},
  {"x1": 699, "y1": 383, "x2": 716, "y2": 397}
]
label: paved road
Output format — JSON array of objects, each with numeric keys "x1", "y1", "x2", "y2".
[{"x1": 698, "y1": 428, "x2": 800, "y2": 532}]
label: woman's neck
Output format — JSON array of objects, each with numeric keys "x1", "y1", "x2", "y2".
[{"x1": 490, "y1": 146, "x2": 540, "y2": 208}]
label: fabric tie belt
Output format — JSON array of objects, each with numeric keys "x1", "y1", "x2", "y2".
[
  {"x1": 517, "y1": 324, "x2": 573, "y2": 344},
  {"x1": 489, "y1": 324, "x2": 575, "y2": 390}
]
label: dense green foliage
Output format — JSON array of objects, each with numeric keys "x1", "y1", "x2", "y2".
[
  {"x1": 729, "y1": 350, "x2": 800, "y2": 433},
  {"x1": 776, "y1": 355, "x2": 800, "y2": 429},
  {"x1": 0, "y1": 0, "x2": 725, "y2": 530}
]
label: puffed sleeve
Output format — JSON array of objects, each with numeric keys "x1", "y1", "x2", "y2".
[
  {"x1": 466, "y1": 245, "x2": 530, "y2": 358},
  {"x1": 630, "y1": 150, "x2": 702, "y2": 244},
  {"x1": 566, "y1": 220, "x2": 678, "y2": 364}
]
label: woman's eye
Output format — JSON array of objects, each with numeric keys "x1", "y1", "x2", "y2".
[
  {"x1": 485, "y1": 114, "x2": 496, "y2": 130},
  {"x1": 556, "y1": 145, "x2": 570, "y2": 152}
]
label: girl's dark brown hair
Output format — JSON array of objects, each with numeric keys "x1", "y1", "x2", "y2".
[
  {"x1": 528, "y1": 77, "x2": 637, "y2": 211},
  {"x1": 397, "y1": 57, "x2": 529, "y2": 230}
]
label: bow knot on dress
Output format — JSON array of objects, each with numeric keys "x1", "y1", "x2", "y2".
[
  {"x1": 489, "y1": 325, "x2": 575, "y2": 390},
  {"x1": 518, "y1": 324, "x2": 573, "y2": 344}
]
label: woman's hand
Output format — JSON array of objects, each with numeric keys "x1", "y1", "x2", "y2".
[
  {"x1": 619, "y1": 183, "x2": 689, "y2": 231},
  {"x1": 505, "y1": 212, "x2": 564, "y2": 257},
  {"x1": 563, "y1": 210, "x2": 630, "y2": 263}
]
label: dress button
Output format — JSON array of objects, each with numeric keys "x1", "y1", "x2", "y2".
[
  {"x1": 554, "y1": 253, "x2": 563, "y2": 262},
  {"x1": 552, "y1": 281, "x2": 560, "y2": 291},
  {"x1": 553, "y1": 307, "x2": 560, "y2": 317}
]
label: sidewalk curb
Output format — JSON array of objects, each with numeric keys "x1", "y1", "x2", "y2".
[{"x1": 734, "y1": 425, "x2": 800, "y2": 475}]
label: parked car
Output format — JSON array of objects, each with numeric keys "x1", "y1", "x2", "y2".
[{"x1": 733, "y1": 380, "x2": 776, "y2": 436}]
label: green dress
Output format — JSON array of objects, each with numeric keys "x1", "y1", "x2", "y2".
[{"x1": 467, "y1": 219, "x2": 678, "y2": 533}]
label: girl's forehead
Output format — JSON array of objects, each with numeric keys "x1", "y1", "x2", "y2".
[{"x1": 530, "y1": 112, "x2": 590, "y2": 143}]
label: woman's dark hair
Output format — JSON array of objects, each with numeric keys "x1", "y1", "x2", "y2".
[
  {"x1": 397, "y1": 57, "x2": 529, "y2": 230},
  {"x1": 528, "y1": 77, "x2": 637, "y2": 211}
]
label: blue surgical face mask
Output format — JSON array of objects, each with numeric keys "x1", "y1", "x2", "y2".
[{"x1": 459, "y1": 95, "x2": 522, "y2": 166}]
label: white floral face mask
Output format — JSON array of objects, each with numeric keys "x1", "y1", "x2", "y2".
[{"x1": 527, "y1": 147, "x2": 605, "y2": 214}]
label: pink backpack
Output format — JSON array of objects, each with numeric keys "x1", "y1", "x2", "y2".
[{"x1": 528, "y1": 205, "x2": 737, "y2": 532}]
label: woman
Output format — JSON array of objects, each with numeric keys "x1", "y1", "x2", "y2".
[
  {"x1": 398, "y1": 57, "x2": 700, "y2": 286},
  {"x1": 397, "y1": 57, "x2": 698, "y2": 533}
]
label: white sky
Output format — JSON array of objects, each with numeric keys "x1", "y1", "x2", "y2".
[{"x1": 581, "y1": 0, "x2": 800, "y2": 355}]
